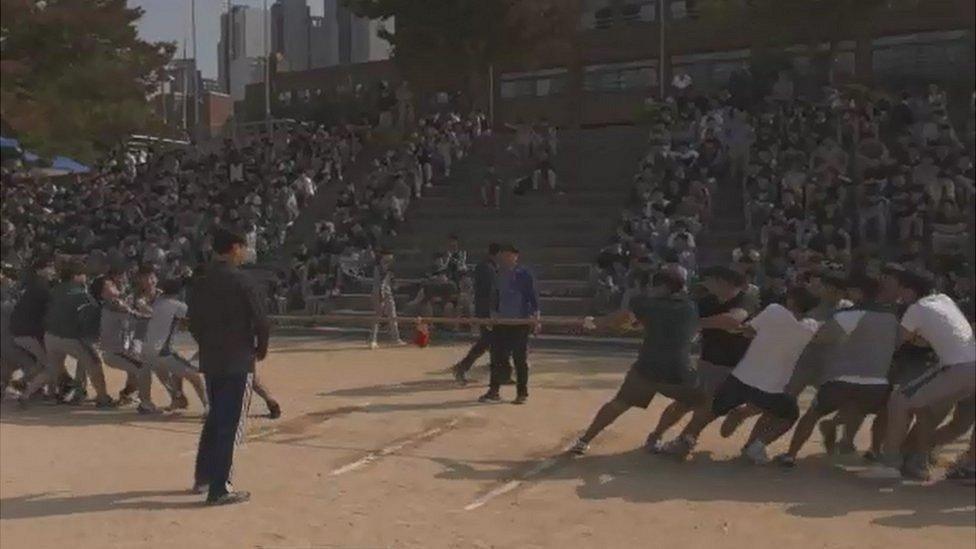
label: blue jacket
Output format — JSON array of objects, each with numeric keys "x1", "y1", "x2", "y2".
[{"x1": 494, "y1": 266, "x2": 540, "y2": 319}]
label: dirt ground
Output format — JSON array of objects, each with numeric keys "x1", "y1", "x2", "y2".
[{"x1": 1, "y1": 334, "x2": 974, "y2": 549}]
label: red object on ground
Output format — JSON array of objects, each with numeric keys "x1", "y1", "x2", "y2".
[{"x1": 413, "y1": 322, "x2": 430, "y2": 347}]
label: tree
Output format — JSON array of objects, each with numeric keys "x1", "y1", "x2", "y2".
[
  {"x1": 342, "y1": 0, "x2": 574, "y2": 105},
  {"x1": 0, "y1": 0, "x2": 174, "y2": 162}
]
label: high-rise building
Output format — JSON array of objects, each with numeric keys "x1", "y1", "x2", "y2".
[
  {"x1": 310, "y1": 14, "x2": 338, "y2": 68},
  {"x1": 218, "y1": 4, "x2": 268, "y2": 101},
  {"x1": 271, "y1": 0, "x2": 312, "y2": 72},
  {"x1": 334, "y1": 1, "x2": 393, "y2": 65}
]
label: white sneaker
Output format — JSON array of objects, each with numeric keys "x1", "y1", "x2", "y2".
[
  {"x1": 742, "y1": 441, "x2": 770, "y2": 465},
  {"x1": 394, "y1": 339, "x2": 408, "y2": 346},
  {"x1": 859, "y1": 465, "x2": 903, "y2": 479},
  {"x1": 568, "y1": 438, "x2": 589, "y2": 456},
  {"x1": 369, "y1": 341, "x2": 379, "y2": 350}
]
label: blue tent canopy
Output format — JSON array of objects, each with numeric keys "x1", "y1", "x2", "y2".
[
  {"x1": 51, "y1": 156, "x2": 90, "y2": 174},
  {"x1": 0, "y1": 136, "x2": 19, "y2": 149}
]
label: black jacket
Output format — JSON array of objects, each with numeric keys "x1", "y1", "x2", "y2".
[
  {"x1": 188, "y1": 261, "x2": 270, "y2": 376},
  {"x1": 10, "y1": 275, "x2": 51, "y2": 339},
  {"x1": 473, "y1": 258, "x2": 497, "y2": 319}
]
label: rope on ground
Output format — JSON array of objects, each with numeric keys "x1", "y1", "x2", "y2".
[{"x1": 269, "y1": 314, "x2": 595, "y2": 328}]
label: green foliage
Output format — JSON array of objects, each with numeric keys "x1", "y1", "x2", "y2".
[{"x1": 0, "y1": 0, "x2": 174, "y2": 162}]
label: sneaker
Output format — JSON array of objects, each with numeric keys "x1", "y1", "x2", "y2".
[
  {"x1": 901, "y1": 453, "x2": 931, "y2": 481},
  {"x1": 137, "y1": 403, "x2": 163, "y2": 415},
  {"x1": 774, "y1": 454, "x2": 797, "y2": 468},
  {"x1": 190, "y1": 482, "x2": 209, "y2": 495},
  {"x1": 512, "y1": 394, "x2": 528, "y2": 405},
  {"x1": 660, "y1": 435, "x2": 696, "y2": 461},
  {"x1": 206, "y1": 490, "x2": 251, "y2": 506},
  {"x1": 819, "y1": 420, "x2": 838, "y2": 455},
  {"x1": 118, "y1": 388, "x2": 137, "y2": 407},
  {"x1": 863, "y1": 449, "x2": 880, "y2": 463},
  {"x1": 369, "y1": 340, "x2": 379, "y2": 350},
  {"x1": 168, "y1": 394, "x2": 189, "y2": 411},
  {"x1": 451, "y1": 364, "x2": 468, "y2": 385},
  {"x1": 94, "y1": 396, "x2": 118, "y2": 409},
  {"x1": 742, "y1": 441, "x2": 771, "y2": 465},
  {"x1": 644, "y1": 432, "x2": 663, "y2": 454},
  {"x1": 945, "y1": 465, "x2": 976, "y2": 483},
  {"x1": 394, "y1": 339, "x2": 408, "y2": 347},
  {"x1": 477, "y1": 392, "x2": 501, "y2": 403},
  {"x1": 267, "y1": 400, "x2": 282, "y2": 420},
  {"x1": 65, "y1": 389, "x2": 88, "y2": 405},
  {"x1": 10, "y1": 379, "x2": 27, "y2": 393},
  {"x1": 568, "y1": 438, "x2": 589, "y2": 456}
]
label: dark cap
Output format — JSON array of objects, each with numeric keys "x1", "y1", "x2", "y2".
[{"x1": 498, "y1": 243, "x2": 520, "y2": 254}]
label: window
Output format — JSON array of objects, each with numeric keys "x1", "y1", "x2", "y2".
[
  {"x1": 621, "y1": 1, "x2": 656, "y2": 23},
  {"x1": 671, "y1": 49, "x2": 750, "y2": 90},
  {"x1": 670, "y1": 0, "x2": 687, "y2": 20},
  {"x1": 581, "y1": 0, "x2": 614, "y2": 29},
  {"x1": 278, "y1": 90, "x2": 292, "y2": 105},
  {"x1": 584, "y1": 60, "x2": 658, "y2": 92},
  {"x1": 872, "y1": 30, "x2": 971, "y2": 82},
  {"x1": 500, "y1": 69, "x2": 569, "y2": 99}
]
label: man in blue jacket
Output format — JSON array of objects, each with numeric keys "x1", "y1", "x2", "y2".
[{"x1": 479, "y1": 244, "x2": 539, "y2": 405}]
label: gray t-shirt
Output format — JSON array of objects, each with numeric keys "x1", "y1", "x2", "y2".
[
  {"x1": 819, "y1": 307, "x2": 900, "y2": 383},
  {"x1": 631, "y1": 294, "x2": 699, "y2": 385}
]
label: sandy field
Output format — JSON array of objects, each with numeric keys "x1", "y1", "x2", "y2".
[{"x1": 1, "y1": 334, "x2": 974, "y2": 549}]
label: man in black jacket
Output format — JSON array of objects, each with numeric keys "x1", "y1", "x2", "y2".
[
  {"x1": 451, "y1": 243, "x2": 510, "y2": 384},
  {"x1": 189, "y1": 227, "x2": 270, "y2": 506},
  {"x1": 9, "y1": 258, "x2": 55, "y2": 388}
]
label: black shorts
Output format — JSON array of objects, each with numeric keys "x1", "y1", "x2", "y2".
[
  {"x1": 614, "y1": 365, "x2": 706, "y2": 409},
  {"x1": 814, "y1": 381, "x2": 891, "y2": 416},
  {"x1": 711, "y1": 375, "x2": 800, "y2": 422}
]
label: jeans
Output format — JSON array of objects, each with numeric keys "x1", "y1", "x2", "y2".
[
  {"x1": 195, "y1": 373, "x2": 251, "y2": 499},
  {"x1": 457, "y1": 327, "x2": 511, "y2": 380},
  {"x1": 490, "y1": 325, "x2": 530, "y2": 396}
]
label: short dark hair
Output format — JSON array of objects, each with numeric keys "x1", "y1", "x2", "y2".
[
  {"x1": 652, "y1": 267, "x2": 687, "y2": 294},
  {"x1": 499, "y1": 243, "x2": 519, "y2": 254},
  {"x1": 896, "y1": 269, "x2": 935, "y2": 297},
  {"x1": 213, "y1": 226, "x2": 246, "y2": 255},
  {"x1": 31, "y1": 256, "x2": 52, "y2": 272},
  {"x1": 60, "y1": 260, "x2": 86, "y2": 280},
  {"x1": 488, "y1": 242, "x2": 501, "y2": 256},
  {"x1": 787, "y1": 286, "x2": 819, "y2": 314},
  {"x1": 820, "y1": 271, "x2": 848, "y2": 291},
  {"x1": 137, "y1": 263, "x2": 156, "y2": 276},
  {"x1": 849, "y1": 274, "x2": 881, "y2": 301},
  {"x1": 701, "y1": 265, "x2": 746, "y2": 287},
  {"x1": 160, "y1": 278, "x2": 184, "y2": 295}
]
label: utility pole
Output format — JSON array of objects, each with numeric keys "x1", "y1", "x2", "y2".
[
  {"x1": 264, "y1": 0, "x2": 272, "y2": 134},
  {"x1": 191, "y1": 0, "x2": 199, "y2": 134},
  {"x1": 658, "y1": 0, "x2": 666, "y2": 99}
]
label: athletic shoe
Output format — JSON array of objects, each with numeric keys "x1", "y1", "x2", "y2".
[
  {"x1": 65, "y1": 389, "x2": 88, "y2": 405},
  {"x1": 819, "y1": 420, "x2": 838, "y2": 455},
  {"x1": 206, "y1": 491, "x2": 251, "y2": 506},
  {"x1": 901, "y1": 454, "x2": 931, "y2": 481},
  {"x1": 742, "y1": 441, "x2": 771, "y2": 465},
  {"x1": 137, "y1": 403, "x2": 163, "y2": 415},
  {"x1": 190, "y1": 482, "x2": 209, "y2": 495},
  {"x1": 644, "y1": 432, "x2": 663, "y2": 454},
  {"x1": 660, "y1": 435, "x2": 696, "y2": 461},
  {"x1": 168, "y1": 394, "x2": 189, "y2": 411},
  {"x1": 945, "y1": 465, "x2": 976, "y2": 483},
  {"x1": 512, "y1": 394, "x2": 528, "y2": 405},
  {"x1": 94, "y1": 396, "x2": 118, "y2": 409},
  {"x1": 9, "y1": 379, "x2": 27, "y2": 393},
  {"x1": 394, "y1": 340, "x2": 408, "y2": 346},
  {"x1": 118, "y1": 388, "x2": 137, "y2": 407},
  {"x1": 719, "y1": 411, "x2": 746, "y2": 438},
  {"x1": 774, "y1": 454, "x2": 797, "y2": 468},
  {"x1": 568, "y1": 438, "x2": 589, "y2": 456},
  {"x1": 836, "y1": 440, "x2": 857, "y2": 455},
  {"x1": 863, "y1": 450, "x2": 880, "y2": 463},
  {"x1": 477, "y1": 392, "x2": 501, "y2": 403},
  {"x1": 451, "y1": 364, "x2": 468, "y2": 385},
  {"x1": 267, "y1": 400, "x2": 282, "y2": 420},
  {"x1": 369, "y1": 340, "x2": 379, "y2": 350}
]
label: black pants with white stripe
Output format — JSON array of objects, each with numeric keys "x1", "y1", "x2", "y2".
[{"x1": 194, "y1": 373, "x2": 249, "y2": 499}]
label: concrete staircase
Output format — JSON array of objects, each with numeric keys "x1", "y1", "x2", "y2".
[
  {"x1": 697, "y1": 174, "x2": 748, "y2": 268},
  {"x1": 327, "y1": 125, "x2": 649, "y2": 318}
]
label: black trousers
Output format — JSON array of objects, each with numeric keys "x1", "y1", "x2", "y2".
[
  {"x1": 490, "y1": 325, "x2": 530, "y2": 395},
  {"x1": 194, "y1": 373, "x2": 249, "y2": 499},
  {"x1": 457, "y1": 327, "x2": 511, "y2": 380}
]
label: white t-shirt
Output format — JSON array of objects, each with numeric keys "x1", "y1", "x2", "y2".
[
  {"x1": 901, "y1": 294, "x2": 975, "y2": 366},
  {"x1": 732, "y1": 304, "x2": 821, "y2": 394},
  {"x1": 144, "y1": 297, "x2": 189, "y2": 355}
]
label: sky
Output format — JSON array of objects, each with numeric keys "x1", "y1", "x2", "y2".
[{"x1": 129, "y1": 1, "x2": 325, "y2": 78}]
